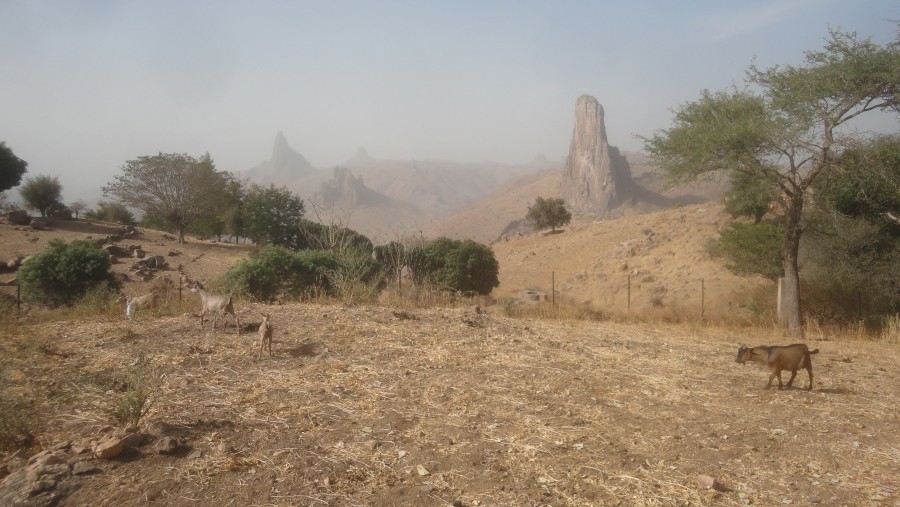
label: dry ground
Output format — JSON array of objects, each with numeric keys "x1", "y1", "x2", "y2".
[{"x1": 2, "y1": 303, "x2": 898, "y2": 506}]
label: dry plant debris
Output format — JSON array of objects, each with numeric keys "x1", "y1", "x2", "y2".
[{"x1": 1, "y1": 303, "x2": 898, "y2": 506}]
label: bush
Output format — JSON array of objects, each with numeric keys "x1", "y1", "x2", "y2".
[
  {"x1": 328, "y1": 250, "x2": 385, "y2": 304},
  {"x1": 414, "y1": 237, "x2": 499, "y2": 295},
  {"x1": 222, "y1": 247, "x2": 338, "y2": 302},
  {"x1": 19, "y1": 239, "x2": 120, "y2": 307},
  {"x1": 108, "y1": 354, "x2": 154, "y2": 430}
]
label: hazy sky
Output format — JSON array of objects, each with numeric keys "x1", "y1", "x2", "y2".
[{"x1": 1, "y1": 0, "x2": 898, "y2": 203}]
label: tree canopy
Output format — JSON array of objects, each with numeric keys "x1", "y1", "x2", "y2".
[
  {"x1": 412, "y1": 237, "x2": 500, "y2": 295},
  {"x1": 103, "y1": 152, "x2": 228, "y2": 243},
  {"x1": 241, "y1": 184, "x2": 306, "y2": 249},
  {"x1": 0, "y1": 142, "x2": 28, "y2": 193},
  {"x1": 643, "y1": 27, "x2": 900, "y2": 334},
  {"x1": 19, "y1": 175, "x2": 63, "y2": 217},
  {"x1": 526, "y1": 197, "x2": 572, "y2": 233}
]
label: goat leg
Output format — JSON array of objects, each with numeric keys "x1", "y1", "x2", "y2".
[{"x1": 786, "y1": 370, "x2": 798, "y2": 388}]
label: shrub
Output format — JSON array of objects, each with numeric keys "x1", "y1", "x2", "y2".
[
  {"x1": 222, "y1": 247, "x2": 338, "y2": 302},
  {"x1": 18, "y1": 239, "x2": 120, "y2": 307},
  {"x1": 328, "y1": 250, "x2": 385, "y2": 304},
  {"x1": 109, "y1": 354, "x2": 155, "y2": 430},
  {"x1": 416, "y1": 237, "x2": 499, "y2": 295}
]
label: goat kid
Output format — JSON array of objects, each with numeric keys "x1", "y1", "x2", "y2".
[
  {"x1": 117, "y1": 293, "x2": 154, "y2": 321},
  {"x1": 190, "y1": 281, "x2": 241, "y2": 334},
  {"x1": 258, "y1": 312, "x2": 274, "y2": 358},
  {"x1": 735, "y1": 344, "x2": 820, "y2": 390}
]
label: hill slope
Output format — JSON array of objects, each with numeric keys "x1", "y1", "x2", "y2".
[{"x1": 491, "y1": 202, "x2": 772, "y2": 320}]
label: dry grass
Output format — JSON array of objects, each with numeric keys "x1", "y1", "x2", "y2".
[{"x1": 1, "y1": 302, "x2": 898, "y2": 506}]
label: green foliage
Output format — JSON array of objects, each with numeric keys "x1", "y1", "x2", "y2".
[
  {"x1": 328, "y1": 250, "x2": 385, "y2": 304},
  {"x1": 643, "y1": 27, "x2": 899, "y2": 331},
  {"x1": 526, "y1": 197, "x2": 572, "y2": 232},
  {"x1": 19, "y1": 174, "x2": 63, "y2": 217},
  {"x1": 415, "y1": 237, "x2": 499, "y2": 295},
  {"x1": 374, "y1": 241, "x2": 405, "y2": 282},
  {"x1": 222, "y1": 247, "x2": 338, "y2": 302},
  {"x1": 108, "y1": 354, "x2": 155, "y2": 430},
  {"x1": 0, "y1": 142, "x2": 28, "y2": 193},
  {"x1": 86, "y1": 200, "x2": 135, "y2": 225},
  {"x1": 18, "y1": 239, "x2": 120, "y2": 307},
  {"x1": 302, "y1": 221, "x2": 374, "y2": 253},
  {"x1": 815, "y1": 135, "x2": 900, "y2": 233},
  {"x1": 103, "y1": 152, "x2": 229, "y2": 243},
  {"x1": 725, "y1": 171, "x2": 776, "y2": 223},
  {"x1": 241, "y1": 184, "x2": 306, "y2": 248},
  {"x1": 718, "y1": 222, "x2": 784, "y2": 280}
]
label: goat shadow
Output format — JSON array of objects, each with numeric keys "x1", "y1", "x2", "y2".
[{"x1": 285, "y1": 342, "x2": 320, "y2": 358}]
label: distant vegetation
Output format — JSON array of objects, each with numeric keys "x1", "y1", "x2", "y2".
[{"x1": 526, "y1": 196, "x2": 572, "y2": 233}]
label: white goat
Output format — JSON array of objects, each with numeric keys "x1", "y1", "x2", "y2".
[
  {"x1": 190, "y1": 281, "x2": 241, "y2": 334},
  {"x1": 117, "y1": 293, "x2": 155, "y2": 320},
  {"x1": 258, "y1": 312, "x2": 273, "y2": 358}
]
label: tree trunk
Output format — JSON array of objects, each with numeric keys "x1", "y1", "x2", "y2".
[
  {"x1": 177, "y1": 226, "x2": 186, "y2": 244},
  {"x1": 781, "y1": 196, "x2": 804, "y2": 336}
]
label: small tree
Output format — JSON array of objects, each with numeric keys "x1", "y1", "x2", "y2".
[
  {"x1": 85, "y1": 200, "x2": 135, "y2": 225},
  {"x1": 0, "y1": 142, "x2": 28, "y2": 193},
  {"x1": 69, "y1": 200, "x2": 87, "y2": 219},
  {"x1": 526, "y1": 197, "x2": 572, "y2": 233},
  {"x1": 19, "y1": 239, "x2": 119, "y2": 307},
  {"x1": 241, "y1": 184, "x2": 306, "y2": 249},
  {"x1": 103, "y1": 152, "x2": 228, "y2": 243},
  {"x1": 19, "y1": 175, "x2": 63, "y2": 217}
]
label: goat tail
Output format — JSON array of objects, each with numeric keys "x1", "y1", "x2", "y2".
[{"x1": 810, "y1": 348, "x2": 820, "y2": 354}]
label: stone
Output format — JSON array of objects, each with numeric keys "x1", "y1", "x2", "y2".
[
  {"x1": 558, "y1": 94, "x2": 633, "y2": 215},
  {"x1": 71, "y1": 462, "x2": 100, "y2": 475},
  {"x1": 155, "y1": 437, "x2": 182, "y2": 455},
  {"x1": 6, "y1": 210, "x2": 30, "y2": 225},
  {"x1": 93, "y1": 435, "x2": 124, "y2": 459}
]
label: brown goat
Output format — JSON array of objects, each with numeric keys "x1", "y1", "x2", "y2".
[
  {"x1": 736, "y1": 344, "x2": 820, "y2": 390},
  {"x1": 258, "y1": 313, "x2": 273, "y2": 358}
]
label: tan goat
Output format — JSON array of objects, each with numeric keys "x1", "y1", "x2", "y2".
[
  {"x1": 736, "y1": 344, "x2": 820, "y2": 390},
  {"x1": 258, "y1": 313, "x2": 274, "y2": 358},
  {"x1": 190, "y1": 281, "x2": 241, "y2": 334}
]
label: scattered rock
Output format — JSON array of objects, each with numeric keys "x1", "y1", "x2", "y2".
[
  {"x1": 155, "y1": 437, "x2": 183, "y2": 456},
  {"x1": 93, "y1": 435, "x2": 124, "y2": 459},
  {"x1": 416, "y1": 464, "x2": 430, "y2": 476},
  {"x1": 132, "y1": 249, "x2": 146, "y2": 259},
  {"x1": 71, "y1": 462, "x2": 100, "y2": 476},
  {"x1": 696, "y1": 474, "x2": 726, "y2": 491}
]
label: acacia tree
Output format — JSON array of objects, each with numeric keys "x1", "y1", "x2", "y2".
[
  {"x1": 103, "y1": 152, "x2": 227, "y2": 243},
  {"x1": 1, "y1": 142, "x2": 28, "y2": 192},
  {"x1": 526, "y1": 197, "x2": 572, "y2": 233},
  {"x1": 644, "y1": 27, "x2": 900, "y2": 335}
]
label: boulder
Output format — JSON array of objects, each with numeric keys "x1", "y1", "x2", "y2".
[{"x1": 5, "y1": 210, "x2": 30, "y2": 225}]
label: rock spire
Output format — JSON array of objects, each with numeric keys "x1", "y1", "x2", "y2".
[{"x1": 558, "y1": 95, "x2": 632, "y2": 214}]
